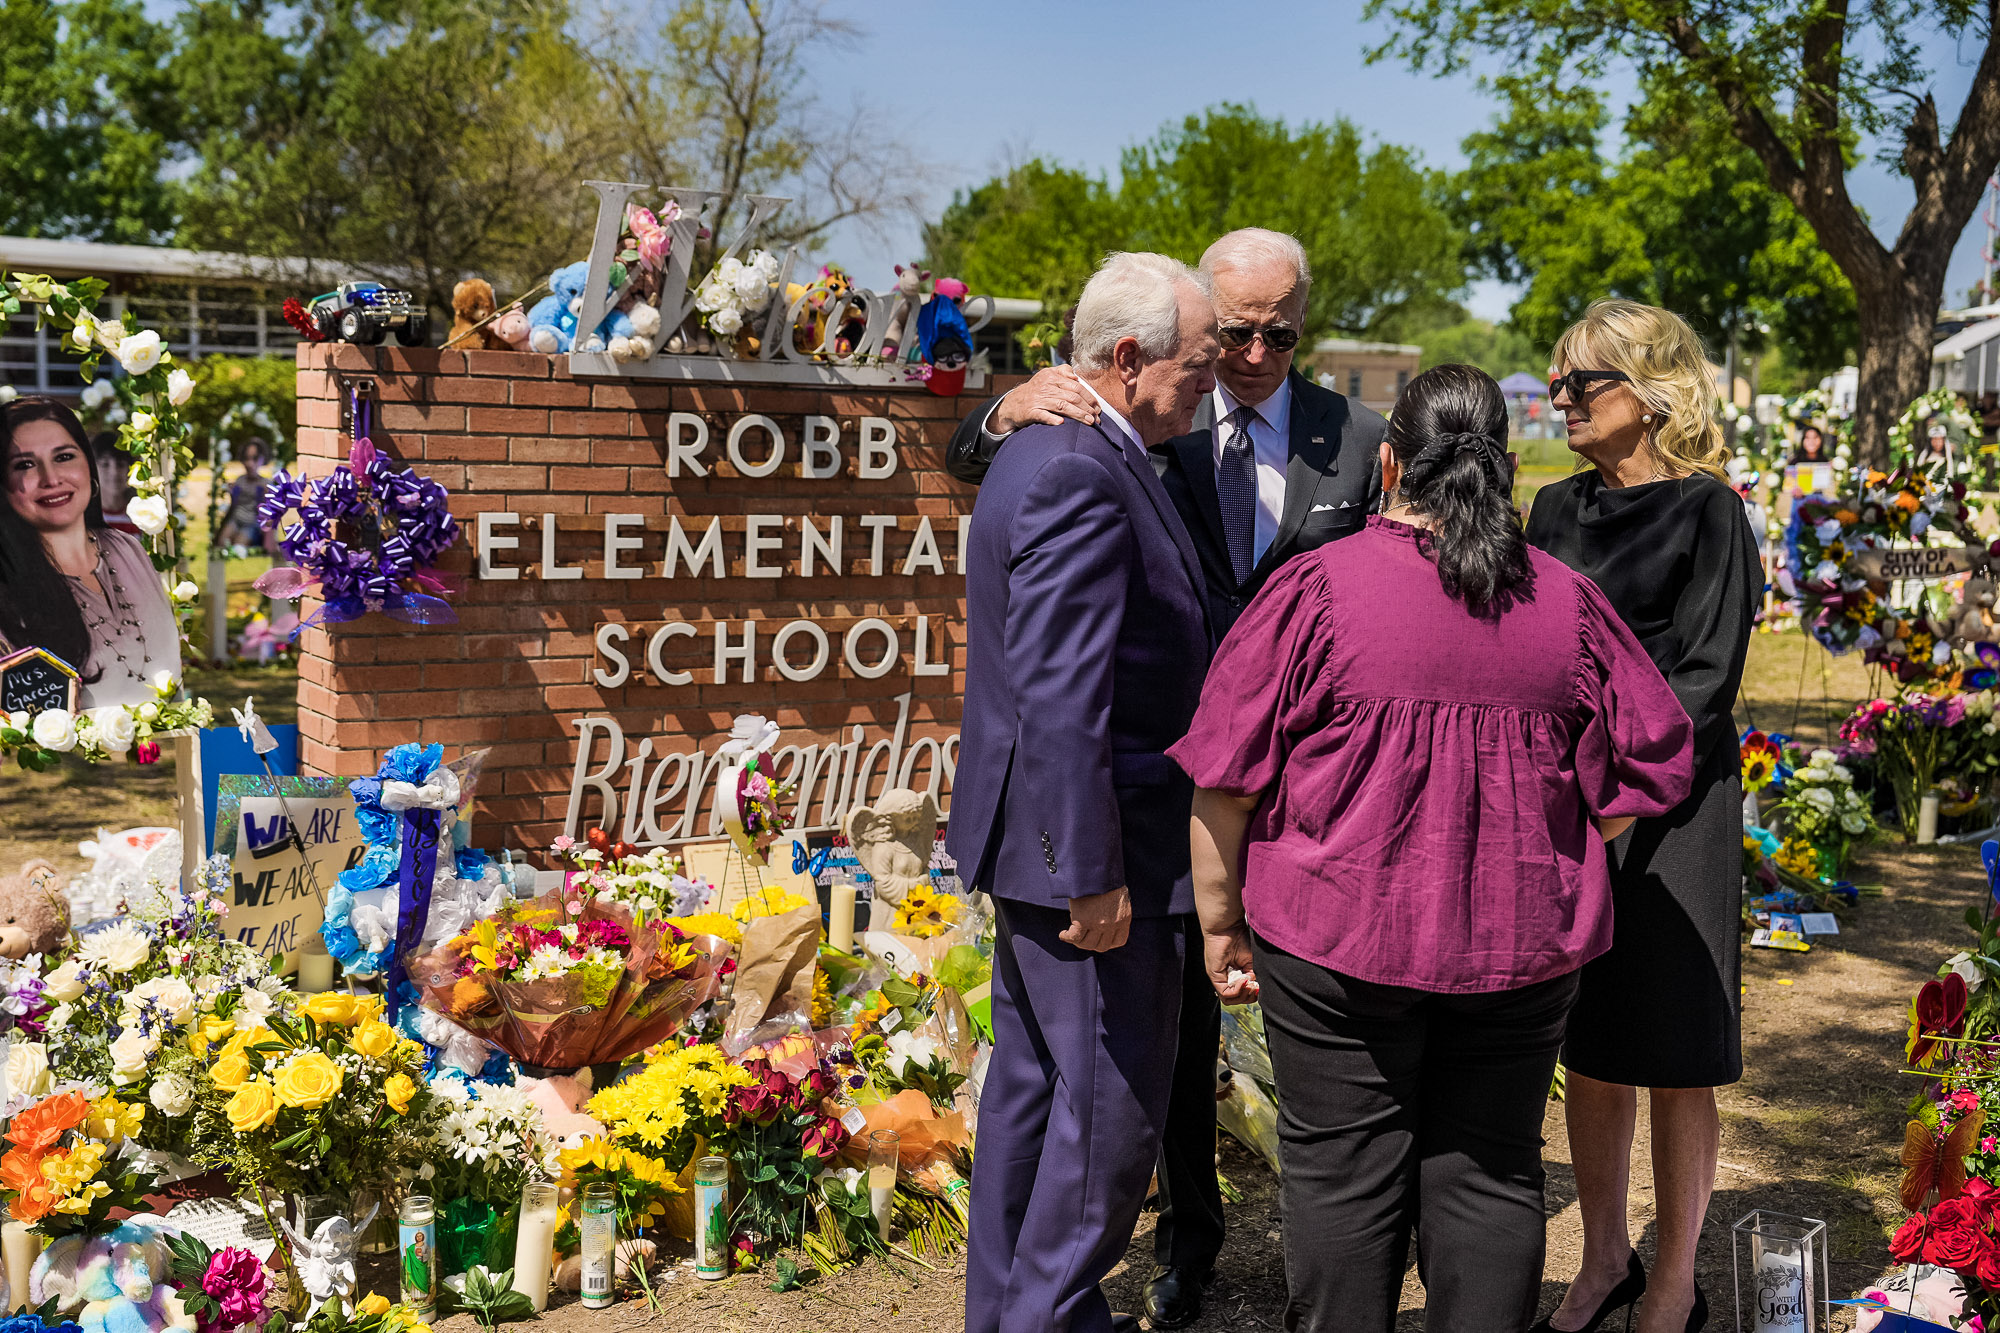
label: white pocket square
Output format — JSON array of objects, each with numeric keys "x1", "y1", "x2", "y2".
[{"x1": 1311, "y1": 501, "x2": 1355, "y2": 513}]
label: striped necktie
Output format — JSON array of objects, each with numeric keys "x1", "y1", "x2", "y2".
[{"x1": 1217, "y1": 405, "x2": 1259, "y2": 584}]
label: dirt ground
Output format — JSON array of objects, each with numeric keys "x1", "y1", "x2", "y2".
[{"x1": 0, "y1": 633, "x2": 1962, "y2": 1330}]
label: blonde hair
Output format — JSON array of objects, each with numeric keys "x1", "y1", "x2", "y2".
[{"x1": 1550, "y1": 299, "x2": 1728, "y2": 481}]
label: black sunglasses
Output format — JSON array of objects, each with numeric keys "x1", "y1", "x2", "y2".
[
  {"x1": 1218, "y1": 323, "x2": 1301, "y2": 354},
  {"x1": 1549, "y1": 368, "x2": 1631, "y2": 403}
]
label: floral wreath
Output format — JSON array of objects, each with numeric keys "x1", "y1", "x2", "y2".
[
  {"x1": 1888, "y1": 387, "x2": 1981, "y2": 466},
  {"x1": 254, "y1": 393, "x2": 460, "y2": 630},
  {"x1": 1785, "y1": 468, "x2": 1988, "y2": 685},
  {"x1": 0, "y1": 273, "x2": 214, "y2": 769}
]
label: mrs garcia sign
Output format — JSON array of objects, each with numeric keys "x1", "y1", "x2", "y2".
[{"x1": 568, "y1": 181, "x2": 997, "y2": 388}]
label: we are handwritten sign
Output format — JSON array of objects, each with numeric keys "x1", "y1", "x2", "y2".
[{"x1": 214, "y1": 776, "x2": 363, "y2": 970}]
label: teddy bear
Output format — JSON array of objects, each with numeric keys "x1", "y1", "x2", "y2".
[
  {"x1": 447, "y1": 278, "x2": 508, "y2": 351},
  {"x1": 878, "y1": 263, "x2": 933, "y2": 360},
  {"x1": 490, "y1": 303, "x2": 532, "y2": 352},
  {"x1": 0, "y1": 858, "x2": 70, "y2": 958},
  {"x1": 1955, "y1": 572, "x2": 1999, "y2": 644},
  {"x1": 31, "y1": 1215, "x2": 199, "y2": 1333},
  {"x1": 526, "y1": 261, "x2": 635, "y2": 355}
]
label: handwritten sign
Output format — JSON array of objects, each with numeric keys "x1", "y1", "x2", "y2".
[
  {"x1": 1849, "y1": 544, "x2": 1990, "y2": 582},
  {"x1": 0, "y1": 647, "x2": 78, "y2": 717},
  {"x1": 214, "y1": 776, "x2": 362, "y2": 970}
]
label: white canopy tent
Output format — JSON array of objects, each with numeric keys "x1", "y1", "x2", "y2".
[{"x1": 1934, "y1": 317, "x2": 2000, "y2": 397}]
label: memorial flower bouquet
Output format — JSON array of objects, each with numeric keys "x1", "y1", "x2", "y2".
[
  {"x1": 719, "y1": 1055, "x2": 851, "y2": 1249},
  {"x1": 890, "y1": 886, "x2": 963, "y2": 940},
  {"x1": 550, "y1": 831, "x2": 705, "y2": 918},
  {"x1": 553, "y1": 1140, "x2": 680, "y2": 1242},
  {"x1": 1, "y1": 1089, "x2": 159, "y2": 1236},
  {"x1": 692, "y1": 250, "x2": 780, "y2": 342},
  {"x1": 1766, "y1": 748, "x2": 1876, "y2": 877},
  {"x1": 586, "y1": 1042, "x2": 752, "y2": 1175},
  {"x1": 190, "y1": 992, "x2": 441, "y2": 1209},
  {"x1": 412, "y1": 889, "x2": 729, "y2": 1070},
  {"x1": 425, "y1": 1079, "x2": 559, "y2": 1277}
]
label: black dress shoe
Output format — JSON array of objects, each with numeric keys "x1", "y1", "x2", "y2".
[{"x1": 1142, "y1": 1264, "x2": 1214, "y2": 1330}]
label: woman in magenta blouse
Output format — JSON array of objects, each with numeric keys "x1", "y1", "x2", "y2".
[{"x1": 1169, "y1": 365, "x2": 1694, "y2": 1333}]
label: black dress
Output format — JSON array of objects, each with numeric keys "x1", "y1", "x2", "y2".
[{"x1": 1526, "y1": 471, "x2": 1761, "y2": 1088}]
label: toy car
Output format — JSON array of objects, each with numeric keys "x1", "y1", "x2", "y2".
[{"x1": 306, "y1": 282, "x2": 431, "y2": 346}]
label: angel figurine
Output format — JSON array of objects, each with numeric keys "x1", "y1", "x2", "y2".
[
  {"x1": 279, "y1": 1201, "x2": 379, "y2": 1306},
  {"x1": 843, "y1": 789, "x2": 940, "y2": 908}
]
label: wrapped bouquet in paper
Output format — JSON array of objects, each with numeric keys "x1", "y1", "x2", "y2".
[
  {"x1": 411, "y1": 891, "x2": 729, "y2": 1072},
  {"x1": 714, "y1": 715, "x2": 794, "y2": 866}
]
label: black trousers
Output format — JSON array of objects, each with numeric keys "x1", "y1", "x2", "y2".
[
  {"x1": 1152, "y1": 913, "x2": 1226, "y2": 1272},
  {"x1": 1252, "y1": 933, "x2": 1578, "y2": 1333}
]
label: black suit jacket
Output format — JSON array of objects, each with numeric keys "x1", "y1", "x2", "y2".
[{"x1": 945, "y1": 369, "x2": 1388, "y2": 640}]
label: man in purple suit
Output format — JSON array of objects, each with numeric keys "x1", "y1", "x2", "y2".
[{"x1": 949, "y1": 252, "x2": 1218, "y2": 1333}]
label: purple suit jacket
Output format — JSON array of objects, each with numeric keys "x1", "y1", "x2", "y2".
[{"x1": 946, "y1": 413, "x2": 1211, "y2": 917}]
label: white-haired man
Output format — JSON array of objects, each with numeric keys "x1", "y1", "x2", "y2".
[
  {"x1": 946, "y1": 228, "x2": 1389, "y2": 1328},
  {"x1": 949, "y1": 252, "x2": 1217, "y2": 1333}
]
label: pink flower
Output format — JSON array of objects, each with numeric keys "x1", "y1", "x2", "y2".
[
  {"x1": 201, "y1": 1246, "x2": 267, "y2": 1329},
  {"x1": 1982, "y1": 1136, "x2": 1996, "y2": 1154},
  {"x1": 135, "y1": 741, "x2": 161, "y2": 764},
  {"x1": 550, "y1": 835, "x2": 577, "y2": 854}
]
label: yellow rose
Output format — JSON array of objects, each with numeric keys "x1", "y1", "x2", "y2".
[
  {"x1": 186, "y1": 1015, "x2": 234, "y2": 1058},
  {"x1": 303, "y1": 992, "x2": 359, "y2": 1025},
  {"x1": 274, "y1": 1051, "x2": 343, "y2": 1109},
  {"x1": 383, "y1": 1073, "x2": 416, "y2": 1116},
  {"x1": 349, "y1": 1021, "x2": 398, "y2": 1061},
  {"x1": 352, "y1": 994, "x2": 387, "y2": 1023},
  {"x1": 225, "y1": 1082, "x2": 278, "y2": 1133},
  {"x1": 358, "y1": 1295, "x2": 391, "y2": 1318},
  {"x1": 210, "y1": 1051, "x2": 253, "y2": 1092}
]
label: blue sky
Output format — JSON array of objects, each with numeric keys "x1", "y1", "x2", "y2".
[{"x1": 813, "y1": 0, "x2": 1996, "y2": 325}]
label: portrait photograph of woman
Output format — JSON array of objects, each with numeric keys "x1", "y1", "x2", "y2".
[{"x1": 0, "y1": 396, "x2": 180, "y2": 709}]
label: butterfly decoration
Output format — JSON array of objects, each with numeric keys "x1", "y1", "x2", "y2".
[
  {"x1": 792, "y1": 839, "x2": 832, "y2": 880},
  {"x1": 1909, "y1": 972, "x2": 1972, "y2": 1069},
  {"x1": 1902, "y1": 1105, "x2": 1986, "y2": 1211}
]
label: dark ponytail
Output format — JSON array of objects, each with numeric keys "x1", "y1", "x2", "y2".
[{"x1": 1387, "y1": 363, "x2": 1531, "y2": 614}]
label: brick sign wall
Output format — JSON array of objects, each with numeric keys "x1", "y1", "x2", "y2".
[{"x1": 293, "y1": 342, "x2": 1016, "y2": 860}]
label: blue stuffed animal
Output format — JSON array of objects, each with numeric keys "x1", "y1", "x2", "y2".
[
  {"x1": 31, "y1": 1216, "x2": 199, "y2": 1333},
  {"x1": 527, "y1": 261, "x2": 636, "y2": 355}
]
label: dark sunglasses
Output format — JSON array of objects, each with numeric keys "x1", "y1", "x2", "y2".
[
  {"x1": 1218, "y1": 323, "x2": 1300, "y2": 354},
  {"x1": 1549, "y1": 368, "x2": 1631, "y2": 403}
]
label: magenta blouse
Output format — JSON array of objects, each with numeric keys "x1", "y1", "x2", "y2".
[{"x1": 1168, "y1": 517, "x2": 1694, "y2": 993}]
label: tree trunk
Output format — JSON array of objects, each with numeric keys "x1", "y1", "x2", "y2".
[{"x1": 1850, "y1": 265, "x2": 1944, "y2": 468}]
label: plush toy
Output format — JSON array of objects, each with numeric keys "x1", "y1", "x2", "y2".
[
  {"x1": 448, "y1": 279, "x2": 507, "y2": 351},
  {"x1": 491, "y1": 303, "x2": 532, "y2": 352},
  {"x1": 1955, "y1": 573, "x2": 1999, "y2": 643},
  {"x1": 879, "y1": 264, "x2": 932, "y2": 360},
  {"x1": 526, "y1": 262, "x2": 634, "y2": 356},
  {"x1": 32, "y1": 1215, "x2": 199, "y2": 1333},
  {"x1": 918, "y1": 276, "x2": 974, "y2": 396},
  {"x1": 0, "y1": 858, "x2": 69, "y2": 958}
]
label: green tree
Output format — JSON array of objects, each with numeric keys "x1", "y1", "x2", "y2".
[
  {"x1": 1370, "y1": 0, "x2": 2000, "y2": 463},
  {"x1": 1412, "y1": 315, "x2": 1546, "y2": 378},
  {"x1": 0, "y1": 0, "x2": 183, "y2": 242},
  {"x1": 923, "y1": 104, "x2": 1467, "y2": 354}
]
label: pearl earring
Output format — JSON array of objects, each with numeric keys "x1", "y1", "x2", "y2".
[{"x1": 1642, "y1": 414, "x2": 1653, "y2": 423}]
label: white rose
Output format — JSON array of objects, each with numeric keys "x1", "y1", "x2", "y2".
[
  {"x1": 709, "y1": 306, "x2": 743, "y2": 336},
  {"x1": 44, "y1": 961, "x2": 85, "y2": 1003},
  {"x1": 138, "y1": 702, "x2": 159, "y2": 722},
  {"x1": 165, "y1": 367, "x2": 194, "y2": 407},
  {"x1": 5, "y1": 1042, "x2": 51, "y2": 1099},
  {"x1": 31, "y1": 710, "x2": 77, "y2": 753},
  {"x1": 127, "y1": 976, "x2": 195, "y2": 1026},
  {"x1": 88, "y1": 705, "x2": 135, "y2": 754},
  {"x1": 69, "y1": 321, "x2": 97, "y2": 353},
  {"x1": 149, "y1": 1071, "x2": 194, "y2": 1117},
  {"x1": 1814, "y1": 519, "x2": 1842, "y2": 542},
  {"x1": 1949, "y1": 951, "x2": 1987, "y2": 993},
  {"x1": 236, "y1": 986, "x2": 275, "y2": 1021},
  {"x1": 45, "y1": 1003, "x2": 73, "y2": 1033},
  {"x1": 151, "y1": 670, "x2": 175, "y2": 694},
  {"x1": 732, "y1": 266, "x2": 770, "y2": 302},
  {"x1": 5, "y1": 712, "x2": 25, "y2": 731},
  {"x1": 1804, "y1": 787, "x2": 1836, "y2": 811},
  {"x1": 171, "y1": 580, "x2": 198, "y2": 603},
  {"x1": 129, "y1": 410, "x2": 157, "y2": 435},
  {"x1": 126, "y1": 494, "x2": 170, "y2": 535},
  {"x1": 114, "y1": 330, "x2": 163, "y2": 375},
  {"x1": 108, "y1": 1029, "x2": 158, "y2": 1084}
]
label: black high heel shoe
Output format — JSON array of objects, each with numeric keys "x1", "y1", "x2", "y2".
[
  {"x1": 1683, "y1": 1283, "x2": 1708, "y2": 1332},
  {"x1": 1530, "y1": 1251, "x2": 1647, "y2": 1333}
]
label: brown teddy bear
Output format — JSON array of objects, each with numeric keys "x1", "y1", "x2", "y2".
[
  {"x1": 0, "y1": 859, "x2": 69, "y2": 958},
  {"x1": 447, "y1": 278, "x2": 510, "y2": 351}
]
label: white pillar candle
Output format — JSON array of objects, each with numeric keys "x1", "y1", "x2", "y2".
[
  {"x1": 511, "y1": 1183, "x2": 560, "y2": 1313},
  {"x1": 1919, "y1": 792, "x2": 1941, "y2": 844},
  {"x1": 868, "y1": 1163, "x2": 896, "y2": 1242},
  {"x1": 3, "y1": 1220, "x2": 41, "y2": 1308},
  {"x1": 1752, "y1": 1240, "x2": 1807, "y2": 1331},
  {"x1": 296, "y1": 946, "x2": 336, "y2": 995},
  {"x1": 829, "y1": 879, "x2": 858, "y2": 954}
]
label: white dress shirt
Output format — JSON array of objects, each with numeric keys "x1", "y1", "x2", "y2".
[
  {"x1": 1212, "y1": 379, "x2": 1291, "y2": 564},
  {"x1": 1083, "y1": 384, "x2": 1141, "y2": 453}
]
